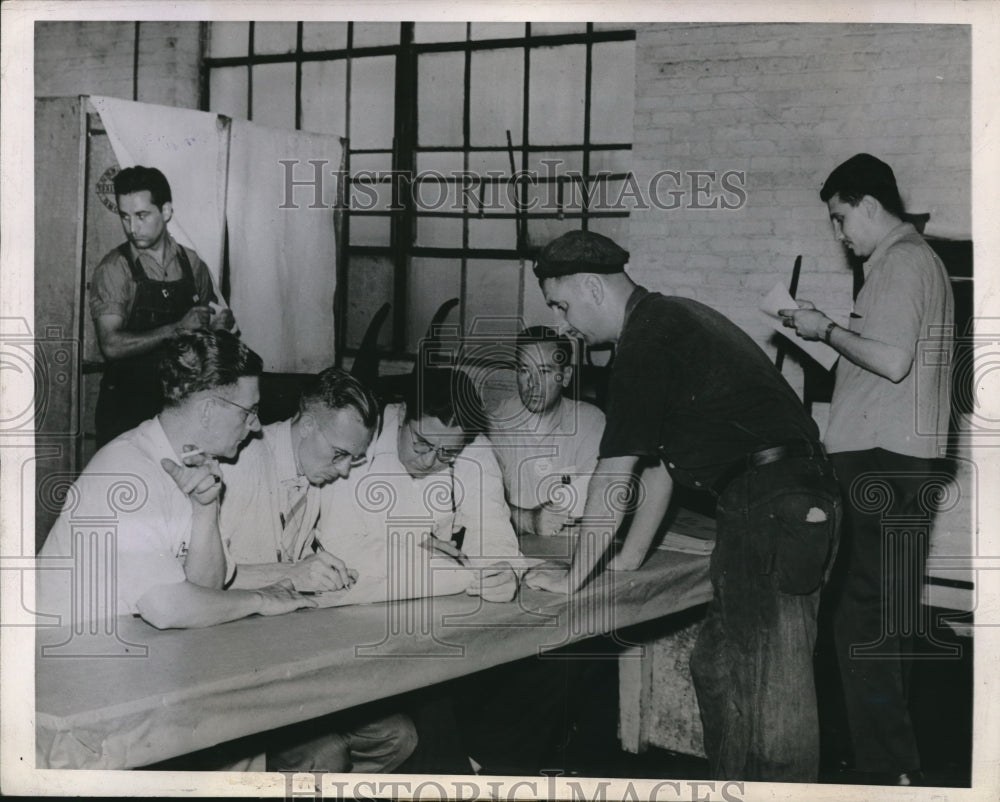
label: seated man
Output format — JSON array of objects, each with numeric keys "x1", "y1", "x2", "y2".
[
  {"x1": 220, "y1": 366, "x2": 378, "y2": 591},
  {"x1": 36, "y1": 329, "x2": 313, "y2": 630},
  {"x1": 317, "y1": 366, "x2": 520, "y2": 605},
  {"x1": 219, "y1": 366, "x2": 416, "y2": 774},
  {"x1": 489, "y1": 326, "x2": 605, "y2": 536}
]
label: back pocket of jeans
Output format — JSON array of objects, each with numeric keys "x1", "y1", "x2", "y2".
[{"x1": 759, "y1": 492, "x2": 836, "y2": 595}]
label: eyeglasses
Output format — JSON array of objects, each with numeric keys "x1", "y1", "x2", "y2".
[
  {"x1": 213, "y1": 395, "x2": 260, "y2": 425},
  {"x1": 407, "y1": 423, "x2": 466, "y2": 465},
  {"x1": 316, "y1": 425, "x2": 368, "y2": 468}
]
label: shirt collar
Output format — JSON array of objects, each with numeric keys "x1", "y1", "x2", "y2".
[
  {"x1": 271, "y1": 419, "x2": 301, "y2": 484},
  {"x1": 864, "y1": 221, "x2": 917, "y2": 277},
  {"x1": 623, "y1": 285, "x2": 650, "y2": 329},
  {"x1": 371, "y1": 403, "x2": 405, "y2": 462},
  {"x1": 129, "y1": 230, "x2": 179, "y2": 271}
]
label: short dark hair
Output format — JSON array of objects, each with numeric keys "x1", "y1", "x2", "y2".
[
  {"x1": 113, "y1": 166, "x2": 172, "y2": 208},
  {"x1": 160, "y1": 329, "x2": 262, "y2": 406},
  {"x1": 403, "y1": 367, "x2": 487, "y2": 437},
  {"x1": 820, "y1": 153, "x2": 905, "y2": 219},
  {"x1": 300, "y1": 367, "x2": 380, "y2": 430},
  {"x1": 515, "y1": 325, "x2": 574, "y2": 369}
]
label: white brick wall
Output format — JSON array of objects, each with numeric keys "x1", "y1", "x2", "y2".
[
  {"x1": 629, "y1": 22, "x2": 971, "y2": 395},
  {"x1": 35, "y1": 21, "x2": 201, "y2": 109}
]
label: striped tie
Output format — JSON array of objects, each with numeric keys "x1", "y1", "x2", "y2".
[{"x1": 280, "y1": 478, "x2": 310, "y2": 561}]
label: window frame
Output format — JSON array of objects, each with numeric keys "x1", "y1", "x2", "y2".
[{"x1": 202, "y1": 21, "x2": 636, "y2": 360}]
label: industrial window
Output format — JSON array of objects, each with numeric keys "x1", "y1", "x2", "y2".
[{"x1": 204, "y1": 21, "x2": 636, "y2": 358}]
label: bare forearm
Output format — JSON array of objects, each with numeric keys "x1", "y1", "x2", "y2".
[
  {"x1": 826, "y1": 323, "x2": 912, "y2": 382},
  {"x1": 184, "y1": 504, "x2": 227, "y2": 588},
  {"x1": 567, "y1": 456, "x2": 639, "y2": 590},
  {"x1": 98, "y1": 322, "x2": 182, "y2": 360},
  {"x1": 136, "y1": 582, "x2": 265, "y2": 629},
  {"x1": 229, "y1": 561, "x2": 290, "y2": 589},
  {"x1": 616, "y1": 461, "x2": 673, "y2": 569}
]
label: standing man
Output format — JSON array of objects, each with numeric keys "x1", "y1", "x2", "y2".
[
  {"x1": 37, "y1": 329, "x2": 314, "y2": 629},
  {"x1": 91, "y1": 165, "x2": 236, "y2": 447},
  {"x1": 523, "y1": 230, "x2": 841, "y2": 782},
  {"x1": 780, "y1": 153, "x2": 954, "y2": 786},
  {"x1": 489, "y1": 326, "x2": 605, "y2": 536}
]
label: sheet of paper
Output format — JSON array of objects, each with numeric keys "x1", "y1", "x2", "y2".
[
  {"x1": 760, "y1": 283, "x2": 844, "y2": 371},
  {"x1": 307, "y1": 556, "x2": 547, "y2": 608}
]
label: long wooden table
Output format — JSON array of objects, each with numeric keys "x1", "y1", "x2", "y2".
[{"x1": 35, "y1": 536, "x2": 712, "y2": 770}]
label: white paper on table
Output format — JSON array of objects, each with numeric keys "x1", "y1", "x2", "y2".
[
  {"x1": 760, "y1": 283, "x2": 847, "y2": 371},
  {"x1": 307, "y1": 556, "x2": 547, "y2": 608}
]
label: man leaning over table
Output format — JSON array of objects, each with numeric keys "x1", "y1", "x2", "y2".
[
  {"x1": 522, "y1": 230, "x2": 842, "y2": 783},
  {"x1": 314, "y1": 366, "x2": 520, "y2": 774},
  {"x1": 36, "y1": 328, "x2": 314, "y2": 630},
  {"x1": 316, "y1": 365, "x2": 521, "y2": 602},
  {"x1": 219, "y1": 366, "x2": 417, "y2": 774}
]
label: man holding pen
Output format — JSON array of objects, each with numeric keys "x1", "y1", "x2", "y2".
[{"x1": 220, "y1": 366, "x2": 381, "y2": 594}]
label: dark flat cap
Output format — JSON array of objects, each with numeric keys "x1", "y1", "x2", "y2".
[{"x1": 533, "y1": 230, "x2": 630, "y2": 279}]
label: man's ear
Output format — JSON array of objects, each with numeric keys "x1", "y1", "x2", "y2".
[
  {"x1": 199, "y1": 395, "x2": 215, "y2": 427},
  {"x1": 583, "y1": 273, "x2": 605, "y2": 305},
  {"x1": 559, "y1": 363, "x2": 574, "y2": 388},
  {"x1": 860, "y1": 195, "x2": 881, "y2": 219},
  {"x1": 160, "y1": 201, "x2": 174, "y2": 224}
]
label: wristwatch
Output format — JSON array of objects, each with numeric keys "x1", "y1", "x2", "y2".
[{"x1": 823, "y1": 320, "x2": 838, "y2": 344}]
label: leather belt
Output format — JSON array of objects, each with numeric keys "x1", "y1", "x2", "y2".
[{"x1": 712, "y1": 440, "x2": 826, "y2": 497}]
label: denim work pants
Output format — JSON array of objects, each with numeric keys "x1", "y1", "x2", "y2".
[
  {"x1": 828, "y1": 448, "x2": 937, "y2": 776},
  {"x1": 690, "y1": 455, "x2": 841, "y2": 782}
]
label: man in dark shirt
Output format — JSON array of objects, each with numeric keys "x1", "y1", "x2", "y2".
[
  {"x1": 523, "y1": 230, "x2": 842, "y2": 782},
  {"x1": 90, "y1": 165, "x2": 236, "y2": 446}
]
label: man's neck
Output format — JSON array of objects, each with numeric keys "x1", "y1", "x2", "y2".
[
  {"x1": 134, "y1": 235, "x2": 169, "y2": 268},
  {"x1": 158, "y1": 407, "x2": 203, "y2": 458},
  {"x1": 529, "y1": 398, "x2": 564, "y2": 427}
]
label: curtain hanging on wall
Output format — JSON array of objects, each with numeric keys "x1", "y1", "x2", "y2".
[
  {"x1": 89, "y1": 96, "x2": 229, "y2": 289},
  {"x1": 225, "y1": 120, "x2": 341, "y2": 373}
]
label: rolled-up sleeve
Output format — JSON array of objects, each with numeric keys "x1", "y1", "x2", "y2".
[{"x1": 89, "y1": 252, "x2": 134, "y2": 321}]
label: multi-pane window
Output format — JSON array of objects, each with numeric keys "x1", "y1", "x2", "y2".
[{"x1": 204, "y1": 21, "x2": 636, "y2": 358}]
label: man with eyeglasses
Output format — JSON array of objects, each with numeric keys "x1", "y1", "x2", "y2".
[
  {"x1": 316, "y1": 366, "x2": 521, "y2": 604},
  {"x1": 37, "y1": 329, "x2": 314, "y2": 630},
  {"x1": 215, "y1": 366, "x2": 417, "y2": 775},
  {"x1": 220, "y1": 366, "x2": 380, "y2": 594}
]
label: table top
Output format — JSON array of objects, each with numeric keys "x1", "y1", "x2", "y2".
[{"x1": 35, "y1": 534, "x2": 713, "y2": 770}]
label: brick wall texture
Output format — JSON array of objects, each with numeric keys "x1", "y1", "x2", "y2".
[{"x1": 628, "y1": 23, "x2": 970, "y2": 391}]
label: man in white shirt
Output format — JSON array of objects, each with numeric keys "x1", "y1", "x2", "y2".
[
  {"x1": 219, "y1": 366, "x2": 417, "y2": 774},
  {"x1": 37, "y1": 329, "x2": 314, "y2": 630},
  {"x1": 317, "y1": 366, "x2": 521, "y2": 604},
  {"x1": 489, "y1": 326, "x2": 605, "y2": 536}
]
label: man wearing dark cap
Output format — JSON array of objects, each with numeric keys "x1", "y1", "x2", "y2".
[
  {"x1": 780, "y1": 154, "x2": 954, "y2": 785},
  {"x1": 523, "y1": 229, "x2": 842, "y2": 782}
]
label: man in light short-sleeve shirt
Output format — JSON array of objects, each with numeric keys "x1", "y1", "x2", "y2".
[
  {"x1": 37, "y1": 329, "x2": 313, "y2": 630},
  {"x1": 781, "y1": 153, "x2": 954, "y2": 786}
]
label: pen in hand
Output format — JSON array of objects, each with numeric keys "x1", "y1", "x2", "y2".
[{"x1": 420, "y1": 534, "x2": 471, "y2": 567}]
